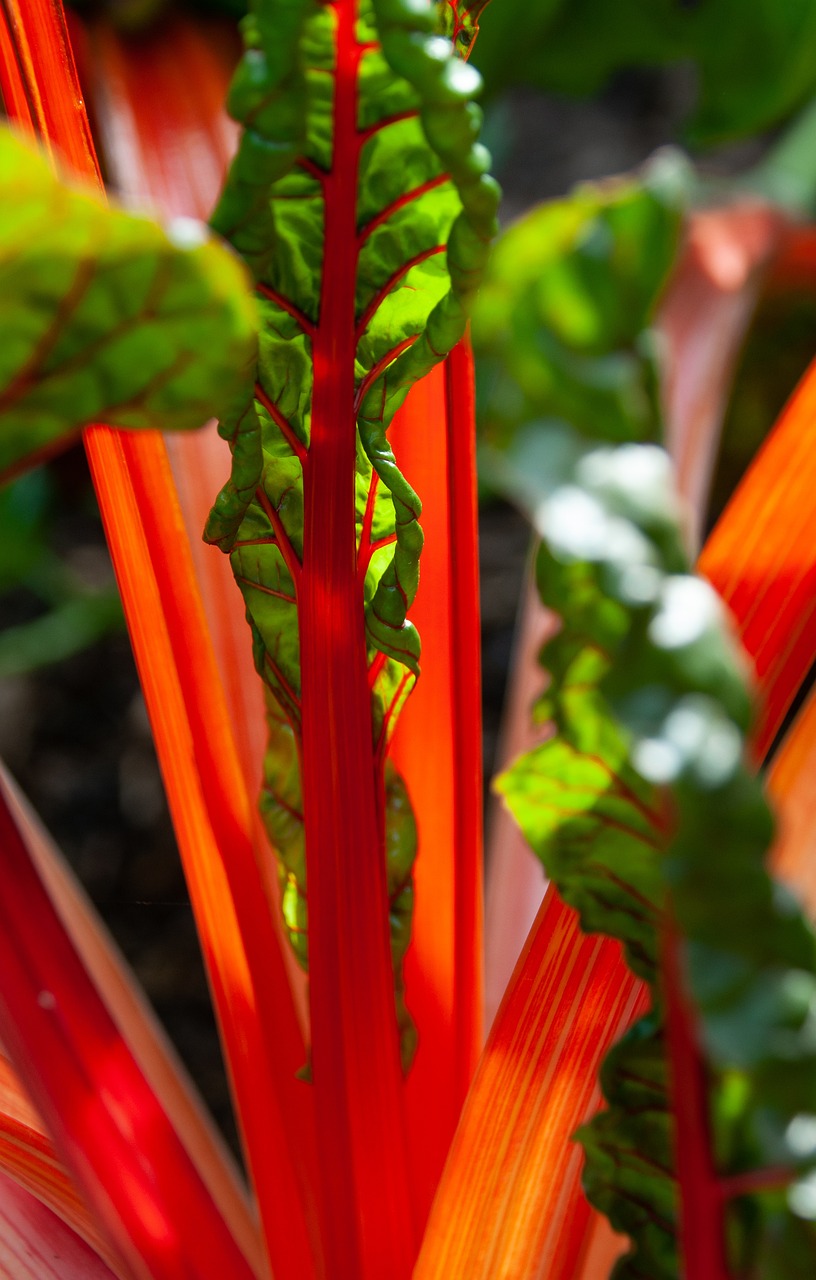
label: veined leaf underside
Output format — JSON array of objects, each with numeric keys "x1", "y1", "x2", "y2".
[{"x1": 205, "y1": 0, "x2": 498, "y2": 1062}]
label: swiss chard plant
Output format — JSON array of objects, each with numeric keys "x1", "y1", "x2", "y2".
[{"x1": 3, "y1": 0, "x2": 816, "y2": 1279}]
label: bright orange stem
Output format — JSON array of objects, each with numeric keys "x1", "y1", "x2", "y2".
[
  {"x1": 415, "y1": 890, "x2": 647, "y2": 1280},
  {"x1": 0, "y1": 5, "x2": 321, "y2": 1275},
  {"x1": 699, "y1": 353, "x2": 816, "y2": 758},
  {"x1": 390, "y1": 346, "x2": 484, "y2": 1226}
]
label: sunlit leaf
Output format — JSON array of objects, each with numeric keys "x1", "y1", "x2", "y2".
[
  {"x1": 482, "y1": 159, "x2": 816, "y2": 1276},
  {"x1": 473, "y1": 157, "x2": 685, "y2": 477},
  {"x1": 0, "y1": 128, "x2": 258, "y2": 482},
  {"x1": 436, "y1": 0, "x2": 493, "y2": 58},
  {"x1": 204, "y1": 0, "x2": 498, "y2": 1269}
]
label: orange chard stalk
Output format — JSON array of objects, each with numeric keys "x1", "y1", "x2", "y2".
[
  {"x1": 700, "y1": 345, "x2": 816, "y2": 760},
  {"x1": 1, "y1": 0, "x2": 495, "y2": 1275},
  {"x1": 390, "y1": 345, "x2": 484, "y2": 1222},
  {"x1": 415, "y1": 891, "x2": 647, "y2": 1279},
  {"x1": 0, "y1": 3, "x2": 322, "y2": 1276},
  {"x1": 90, "y1": 8, "x2": 487, "y2": 1226}
]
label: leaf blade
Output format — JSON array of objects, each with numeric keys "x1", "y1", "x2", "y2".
[
  {"x1": 206, "y1": 2, "x2": 498, "y2": 1270},
  {"x1": 0, "y1": 128, "x2": 258, "y2": 482}
]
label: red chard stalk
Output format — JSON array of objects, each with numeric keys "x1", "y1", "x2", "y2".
[{"x1": 203, "y1": 0, "x2": 498, "y2": 1270}]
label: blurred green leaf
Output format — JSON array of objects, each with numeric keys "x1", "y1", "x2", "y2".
[
  {"x1": 0, "y1": 471, "x2": 53, "y2": 590},
  {"x1": 472, "y1": 0, "x2": 816, "y2": 146},
  {"x1": 0, "y1": 128, "x2": 258, "y2": 482},
  {"x1": 472, "y1": 155, "x2": 686, "y2": 484},
  {"x1": 0, "y1": 590, "x2": 123, "y2": 678}
]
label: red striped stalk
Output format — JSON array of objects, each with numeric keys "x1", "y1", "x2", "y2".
[
  {"x1": 414, "y1": 890, "x2": 648, "y2": 1279},
  {"x1": 0, "y1": 786, "x2": 258, "y2": 1280},
  {"x1": 662, "y1": 925, "x2": 731, "y2": 1280},
  {"x1": 0, "y1": 5, "x2": 321, "y2": 1276},
  {"x1": 296, "y1": 3, "x2": 414, "y2": 1270},
  {"x1": 390, "y1": 345, "x2": 484, "y2": 1227},
  {"x1": 699, "y1": 349, "x2": 816, "y2": 758}
]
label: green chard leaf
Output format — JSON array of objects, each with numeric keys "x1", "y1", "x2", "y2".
[
  {"x1": 488, "y1": 170, "x2": 816, "y2": 1276},
  {"x1": 0, "y1": 128, "x2": 258, "y2": 481},
  {"x1": 473, "y1": 155, "x2": 687, "y2": 499},
  {"x1": 206, "y1": 0, "x2": 498, "y2": 1064}
]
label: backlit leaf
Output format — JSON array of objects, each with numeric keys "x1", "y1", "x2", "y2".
[
  {"x1": 0, "y1": 127, "x2": 257, "y2": 481},
  {"x1": 203, "y1": 0, "x2": 498, "y2": 1271},
  {"x1": 436, "y1": 0, "x2": 492, "y2": 58},
  {"x1": 206, "y1": 0, "x2": 497, "y2": 1071}
]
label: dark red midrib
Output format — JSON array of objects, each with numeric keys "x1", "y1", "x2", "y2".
[
  {"x1": 663, "y1": 923, "x2": 732, "y2": 1280},
  {"x1": 298, "y1": 2, "x2": 414, "y2": 1276}
]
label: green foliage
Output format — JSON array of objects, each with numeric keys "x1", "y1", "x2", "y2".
[
  {"x1": 205, "y1": 0, "x2": 497, "y2": 1063},
  {"x1": 0, "y1": 129, "x2": 259, "y2": 482},
  {"x1": 580, "y1": 1014, "x2": 676, "y2": 1277},
  {"x1": 486, "y1": 170, "x2": 816, "y2": 1276},
  {"x1": 471, "y1": 0, "x2": 816, "y2": 146},
  {"x1": 474, "y1": 155, "x2": 686, "y2": 494}
]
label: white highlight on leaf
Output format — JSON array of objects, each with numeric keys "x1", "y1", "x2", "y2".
[
  {"x1": 662, "y1": 697, "x2": 742, "y2": 788},
  {"x1": 617, "y1": 562, "x2": 662, "y2": 605},
  {"x1": 789, "y1": 1171, "x2": 816, "y2": 1220},
  {"x1": 166, "y1": 216, "x2": 209, "y2": 250},
  {"x1": 538, "y1": 486, "x2": 608, "y2": 560},
  {"x1": 631, "y1": 737, "x2": 681, "y2": 784},
  {"x1": 579, "y1": 443, "x2": 674, "y2": 517},
  {"x1": 787, "y1": 1114, "x2": 816, "y2": 1159},
  {"x1": 649, "y1": 575, "x2": 720, "y2": 650}
]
